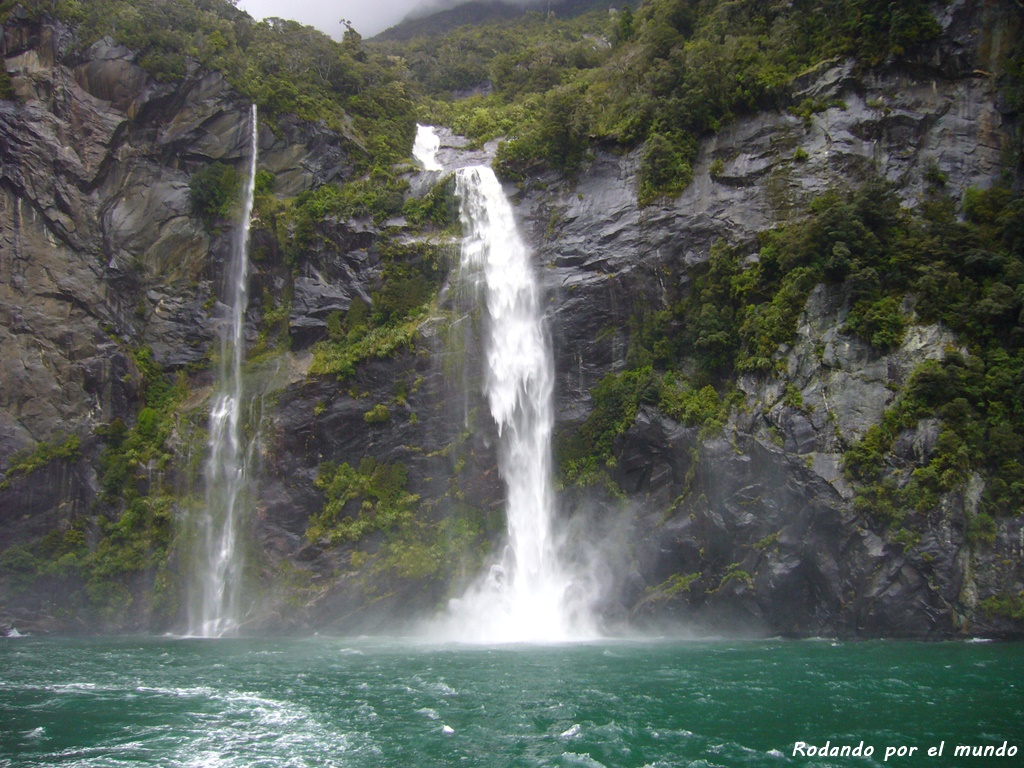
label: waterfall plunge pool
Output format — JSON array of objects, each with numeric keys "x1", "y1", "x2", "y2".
[{"x1": 1, "y1": 635, "x2": 1021, "y2": 767}]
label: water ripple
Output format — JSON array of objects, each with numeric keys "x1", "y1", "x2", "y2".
[{"x1": 1, "y1": 638, "x2": 1020, "y2": 768}]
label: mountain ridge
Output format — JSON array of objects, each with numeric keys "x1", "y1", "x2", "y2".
[{"x1": 374, "y1": 0, "x2": 628, "y2": 42}]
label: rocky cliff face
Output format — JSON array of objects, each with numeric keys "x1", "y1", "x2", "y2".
[
  {"x1": 0, "y1": 10, "x2": 369, "y2": 632},
  {"x1": 520, "y1": 0, "x2": 1024, "y2": 637},
  {"x1": 1, "y1": 1, "x2": 1022, "y2": 638}
]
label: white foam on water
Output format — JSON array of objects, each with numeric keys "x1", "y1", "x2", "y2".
[{"x1": 560, "y1": 752, "x2": 607, "y2": 768}]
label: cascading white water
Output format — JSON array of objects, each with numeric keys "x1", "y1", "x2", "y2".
[
  {"x1": 412, "y1": 123, "x2": 442, "y2": 171},
  {"x1": 432, "y1": 153, "x2": 597, "y2": 643},
  {"x1": 189, "y1": 105, "x2": 258, "y2": 638}
]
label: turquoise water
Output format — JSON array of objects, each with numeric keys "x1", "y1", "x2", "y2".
[{"x1": 1, "y1": 636, "x2": 1021, "y2": 767}]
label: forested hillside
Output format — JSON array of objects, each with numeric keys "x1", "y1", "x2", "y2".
[
  {"x1": 3, "y1": 0, "x2": 416, "y2": 163},
  {"x1": 377, "y1": 0, "x2": 951, "y2": 197}
]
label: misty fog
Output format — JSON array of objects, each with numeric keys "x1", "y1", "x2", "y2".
[{"x1": 235, "y1": 0, "x2": 539, "y2": 38}]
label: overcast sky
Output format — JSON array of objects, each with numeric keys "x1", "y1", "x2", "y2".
[{"x1": 234, "y1": 0, "x2": 437, "y2": 39}]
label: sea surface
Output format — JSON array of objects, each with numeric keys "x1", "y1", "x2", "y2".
[{"x1": 1, "y1": 636, "x2": 1021, "y2": 767}]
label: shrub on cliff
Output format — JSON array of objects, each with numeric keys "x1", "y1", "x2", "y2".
[
  {"x1": 0, "y1": 65, "x2": 15, "y2": 101},
  {"x1": 189, "y1": 162, "x2": 240, "y2": 226}
]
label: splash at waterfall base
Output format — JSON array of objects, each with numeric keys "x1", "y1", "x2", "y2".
[
  {"x1": 401, "y1": 124, "x2": 598, "y2": 643},
  {"x1": 424, "y1": 164, "x2": 602, "y2": 644}
]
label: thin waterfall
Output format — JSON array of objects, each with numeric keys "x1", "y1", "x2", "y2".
[
  {"x1": 418, "y1": 123, "x2": 596, "y2": 641},
  {"x1": 189, "y1": 105, "x2": 258, "y2": 637}
]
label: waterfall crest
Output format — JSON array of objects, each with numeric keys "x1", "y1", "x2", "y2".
[
  {"x1": 188, "y1": 105, "x2": 258, "y2": 638},
  {"x1": 412, "y1": 123, "x2": 442, "y2": 171},
  {"x1": 428, "y1": 146, "x2": 597, "y2": 643}
]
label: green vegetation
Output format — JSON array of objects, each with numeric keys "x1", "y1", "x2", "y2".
[
  {"x1": 310, "y1": 422, "x2": 500, "y2": 593},
  {"x1": 359, "y1": 503, "x2": 493, "y2": 588},
  {"x1": 847, "y1": 347, "x2": 1024, "y2": 529},
  {"x1": 788, "y1": 97, "x2": 847, "y2": 128},
  {"x1": 98, "y1": 347, "x2": 188, "y2": 500},
  {"x1": 0, "y1": 494, "x2": 181, "y2": 623},
  {"x1": 557, "y1": 176, "x2": 1024, "y2": 537},
  {"x1": 254, "y1": 169, "x2": 276, "y2": 196},
  {"x1": 843, "y1": 295, "x2": 906, "y2": 350},
  {"x1": 659, "y1": 374, "x2": 728, "y2": 435},
  {"x1": 84, "y1": 348, "x2": 191, "y2": 621},
  {"x1": 310, "y1": 241, "x2": 448, "y2": 379},
  {"x1": 716, "y1": 564, "x2": 753, "y2": 591},
  {"x1": 0, "y1": 435, "x2": 80, "y2": 491},
  {"x1": 363, "y1": 404, "x2": 391, "y2": 424},
  {"x1": 257, "y1": 171, "x2": 454, "y2": 292},
  {"x1": 5, "y1": 0, "x2": 1020, "y2": 622},
  {"x1": 557, "y1": 179, "x2": 910, "y2": 484},
  {"x1": 781, "y1": 383, "x2": 805, "y2": 412},
  {"x1": 372, "y1": 240, "x2": 449, "y2": 325},
  {"x1": 27, "y1": 0, "x2": 416, "y2": 171},
  {"x1": 9, "y1": 0, "x2": 956, "y2": 210},
  {"x1": 552, "y1": 359, "x2": 712, "y2": 499},
  {"x1": 250, "y1": 288, "x2": 292, "y2": 359},
  {"x1": 308, "y1": 458, "x2": 418, "y2": 544},
  {"x1": 0, "y1": 62, "x2": 15, "y2": 100},
  {"x1": 556, "y1": 366, "x2": 657, "y2": 487},
  {"x1": 645, "y1": 571, "x2": 700, "y2": 602},
  {"x1": 281, "y1": 171, "x2": 410, "y2": 248},
  {"x1": 979, "y1": 591, "x2": 1024, "y2": 620},
  {"x1": 310, "y1": 310, "x2": 419, "y2": 380},
  {"x1": 672, "y1": 179, "x2": 915, "y2": 377},
  {"x1": 382, "y1": 0, "x2": 941, "y2": 199},
  {"x1": 638, "y1": 133, "x2": 694, "y2": 206},
  {"x1": 189, "y1": 162, "x2": 240, "y2": 226},
  {"x1": 313, "y1": 429, "x2": 502, "y2": 594},
  {"x1": 829, "y1": 181, "x2": 1024, "y2": 545},
  {"x1": 0, "y1": 346, "x2": 192, "y2": 624},
  {"x1": 402, "y1": 174, "x2": 460, "y2": 231}
]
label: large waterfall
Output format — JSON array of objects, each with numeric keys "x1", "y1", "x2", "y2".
[
  {"x1": 188, "y1": 105, "x2": 258, "y2": 637},
  {"x1": 415, "y1": 127, "x2": 596, "y2": 642}
]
